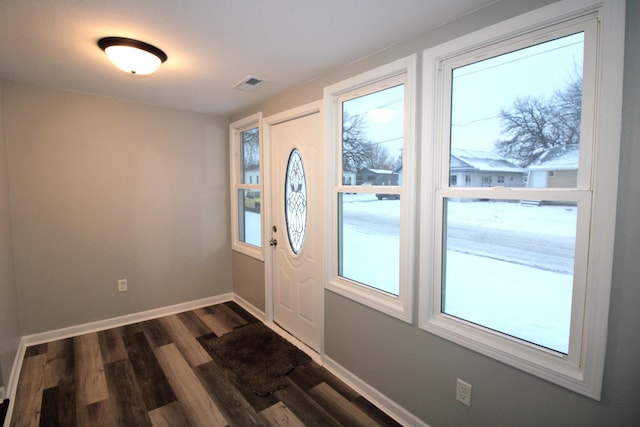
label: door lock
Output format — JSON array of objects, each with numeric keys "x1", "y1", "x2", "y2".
[{"x1": 269, "y1": 238, "x2": 278, "y2": 247}]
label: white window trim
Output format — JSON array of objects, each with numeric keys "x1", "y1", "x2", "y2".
[
  {"x1": 229, "y1": 112, "x2": 264, "y2": 260},
  {"x1": 324, "y1": 55, "x2": 417, "y2": 323},
  {"x1": 418, "y1": 0, "x2": 625, "y2": 400}
]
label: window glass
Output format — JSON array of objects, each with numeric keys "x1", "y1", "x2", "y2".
[
  {"x1": 450, "y1": 33, "x2": 584, "y2": 188},
  {"x1": 285, "y1": 149, "x2": 307, "y2": 254},
  {"x1": 241, "y1": 127, "x2": 260, "y2": 185},
  {"x1": 442, "y1": 198, "x2": 577, "y2": 353},
  {"x1": 342, "y1": 84, "x2": 404, "y2": 186},
  {"x1": 237, "y1": 189, "x2": 261, "y2": 247},
  {"x1": 338, "y1": 192, "x2": 400, "y2": 295}
]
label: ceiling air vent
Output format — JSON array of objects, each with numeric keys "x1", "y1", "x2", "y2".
[{"x1": 234, "y1": 75, "x2": 264, "y2": 91}]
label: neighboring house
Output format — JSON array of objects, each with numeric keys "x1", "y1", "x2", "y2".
[
  {"x1": 356, "y1": 168, "x2": 398, "y2": 186},
  {"x1": 395, "y1": 165, "x2": 403, "y2": 186},
  {"x1": 526, "y1": 144, "x2": 579, "y2": 188},
  {"x1": 342, "y1": 171, "x2": 357, "y2": 185},
  {"x1": 450, "y1": 149, "x2": 525, "y2": 187},
  {"x1": 243, "y1": 165, "x2": 260, "y2": 185}
]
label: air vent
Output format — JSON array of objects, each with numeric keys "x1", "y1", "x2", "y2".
[{"x1": 234, "y1": 75, "x2": 264, "y2": 91}]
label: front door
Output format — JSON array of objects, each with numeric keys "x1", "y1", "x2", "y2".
[{"x1": 269, "y1": 108, "x2": 322, "y2": 352}]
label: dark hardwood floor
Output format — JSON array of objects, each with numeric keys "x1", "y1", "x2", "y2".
[{"x1": 9, "y1": 301, "x2": 401, "y2": 426}]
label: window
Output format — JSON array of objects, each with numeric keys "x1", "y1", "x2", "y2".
[
  {"x1": 230, "y1": 113, "x2": 263, "y2": 259},
  {"x1": 420, "y1": 0, "x2": 625, "y2": 399},
  {"x1": 450, "y1": 175, "x2": 458, "y2": 186},
  {"x1": 465, "y1": 175, "x2": 471, "y2": 185},
  {"x1": 324, "y1": 55, "x2": 417, "y2": 322}
]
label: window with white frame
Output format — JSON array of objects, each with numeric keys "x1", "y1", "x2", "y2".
[
  {"x1": 324, "y1": 55, "x2": 416, "y2": 322},
  {"x1": 419, "y1": 0, "x2": 624, "y2": 399},
  {"x1": 230, "y1": 113, "x2": 263, "y2": 259}
]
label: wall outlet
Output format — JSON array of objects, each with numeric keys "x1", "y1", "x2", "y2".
[
  {"x1": 0, "y1": 385, "x2": 5, "y2": 400},
  {"x1": 456, "y1": 378, "x2": 472, "y2": 407},
  {"x1": 117, "y1": 279, "x2": 128, "y2": 292}
]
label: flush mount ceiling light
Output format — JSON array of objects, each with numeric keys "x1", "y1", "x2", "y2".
[{"x1": 98, "y1": 37, "x2": 167, "y2": 75}]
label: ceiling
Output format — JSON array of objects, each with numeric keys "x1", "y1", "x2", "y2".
[{"x1": 0, "y1": 0, "x2": 496, "y2": 116}]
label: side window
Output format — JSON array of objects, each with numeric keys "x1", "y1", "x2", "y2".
[
  {"x1": 230, "y1": 114, "x2": 263, "y2": 259},
  {"x1": 324, "y1": 55, "x2": 416, "y2": 322},
  {"x1": 420, "y1": 0, "x2": 624, "y2": 400}
]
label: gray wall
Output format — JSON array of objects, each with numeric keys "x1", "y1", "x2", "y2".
[
  {"x1": 232, "y1": 251, "x2": 265, "y2": 311},
  {"x1": 0, "y1": 81, "x2": 20, "y2": 389},
  {"x1": 3, "y1": 81, "x2": 232, "y2": 335},
  {"x1": 231, "y1": 0, "x2": 640, "y2": 425}
]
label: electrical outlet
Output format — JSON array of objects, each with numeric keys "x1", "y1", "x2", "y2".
[
  {"x1": 0, "y1": 386, "x2": 5, "y2": 400},
  {"x1": 117, "y1": 279, "x2": 128, "y2": 292},
  {"x1": 456, "y1": 378, "x2": 472, "y2": 407}
]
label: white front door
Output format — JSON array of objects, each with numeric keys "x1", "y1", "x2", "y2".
[{"x1": 268, "y1": 107, "x2": 323, "y2": 352}]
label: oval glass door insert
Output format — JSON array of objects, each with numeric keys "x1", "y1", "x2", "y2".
[{"x1": 285, "y1": 149, "x2": 307, "y2": 254}]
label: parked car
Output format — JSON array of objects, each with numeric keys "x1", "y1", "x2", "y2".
[{"x1": 376, "y1": 193, "x2": 399, "y2": 200}]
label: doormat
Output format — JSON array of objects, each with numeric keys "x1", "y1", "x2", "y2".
[{"x1": 204, "y1": 323, "x2": 311, "y2": 396}]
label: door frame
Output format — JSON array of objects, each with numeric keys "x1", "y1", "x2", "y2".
[{"x1": 263, "y1": 101, "x2": 325, "y2": 361}]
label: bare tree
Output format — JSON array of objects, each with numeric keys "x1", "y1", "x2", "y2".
[
  {"x1": 242, "y1": 127, "x2": 260, "y2": 168},
  {"x1": 495, "y1": 74, "x2": 582, "y2": 167},
  {"x1": 362, "y1": 143, "x2": 394, "y2": 170},
  {"x1": 342, "y1": 112, "x2": 370, "y2": 172}
]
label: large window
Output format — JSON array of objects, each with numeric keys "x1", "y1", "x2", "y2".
[
  {"x1": 419, "y1": 0, "x2": 624, "y2": 399},
  {"x1": 230, "y1": 113, "x2": 263, "y2": 259},
  {"x1": 324, "y1": 55, "x2": 416, "y2": 322}
]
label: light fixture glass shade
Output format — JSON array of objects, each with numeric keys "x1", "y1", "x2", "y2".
[{"x1": 98, "y1": 37, "x2": 167, "y2": 75}]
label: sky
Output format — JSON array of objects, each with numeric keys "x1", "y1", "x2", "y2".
[{"x1": 342, "y1": 31, "x2": 585, "y2": 158}]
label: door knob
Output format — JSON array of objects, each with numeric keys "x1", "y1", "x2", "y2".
[{"x1": 269, "y1": 238, "x2": 278, "y2": 247}]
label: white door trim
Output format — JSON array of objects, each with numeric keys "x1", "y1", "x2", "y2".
[{"x1": 263, "y1": 100, "x2": 325, "y2": 359}]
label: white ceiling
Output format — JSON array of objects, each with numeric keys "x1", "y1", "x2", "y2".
[{"x1": 0, "y1": 0, "x2": 496, "y2": 115}]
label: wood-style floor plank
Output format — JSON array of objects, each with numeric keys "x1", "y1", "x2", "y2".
[
  {"x1": 177, "y1": 310, "x2": 212, "y2": 338},
  {"x1": 195, "y1": 360, "x2": 266, "y2": 426},
  {"x1": 261, "y1": 401, "x2": 306, "y2": 427},
  {"x1": 97, "y1": 327, "x2": 128, "y2": 364},
  {"x1": 194, "y1": 308, "x2": 232, "y2": 336},
  {"x1": 10, "y1": 353, "x2": 46, "y2": 427},
  {"x1": 274, "y1": 378, "x2": 343, "y2": 427},
  {"x1": 309, "y1": 381, "x2": 379, "y2": 427},
  {"x1": 73, "y1": 333, "x2": 109, "y2": 407},
  {"x1": 223, "y1": 301, "x2": 261, "y2": 324},
  {"x1": 103, "y1": 359, "x2": 152, "y2": 426},
  {"x1": 212, "y1": 303, "x2": 249, "y2": 329},
  {"x1": 148, "y1": 401, "x2": 190, "y2": 427},
  {"x1": 153, "y1": 343, "x2": 227, "y2": 427},
  {"x1": 158, "y1": 315, "x2": 212, "y2": 367},
  {"x1": 83, "y1": 398, "x2": 116, "y2": 427},
  {"x1": 38, "y1": 386, "x2": 60, "y2": 427},
  {"x1": 140, "y1": 318, "x2": 173, "y2": 348},
  {"x1": 121, "y1": 332, "x2": 176, "y2": 411}
]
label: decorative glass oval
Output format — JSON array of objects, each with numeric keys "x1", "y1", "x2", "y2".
[{"x1": 285, "y1": 149, "x2": 307, "y2": 254}]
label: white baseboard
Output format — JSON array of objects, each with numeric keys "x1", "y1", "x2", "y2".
[
  {"x1": 323, "y1": 356, "x2": 430, "y2": 427},
  {"x1": 21, "y1": 293, "x2": 233, "y2": 346}
]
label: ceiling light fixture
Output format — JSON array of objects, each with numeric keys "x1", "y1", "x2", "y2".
[{"x1": 98, "y1": 37, "x2": 167, "y2": 75}]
